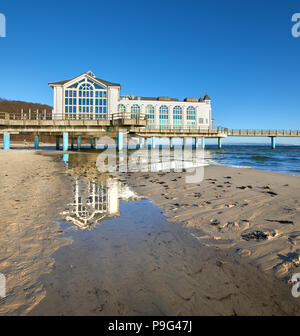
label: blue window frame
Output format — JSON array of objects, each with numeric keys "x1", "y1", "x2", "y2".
[
  {"x1": 173, "y1": 106, "x2": 183, "y2": 129},
  {"x1": 131, "y1": 104, "x2": 140, "y2": 118},
  {"x1": 159, "y1": 105, "x2": 169, "y2": 128},
  {"x1": 118, "y1": 104, "x2": 126, "y2": 112},
  {"x1": 65, "y1": 80, "x2": 108, "y2": 120}
]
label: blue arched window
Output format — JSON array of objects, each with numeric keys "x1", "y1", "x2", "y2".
[
  {"x1": 173, "y1": 106, "x2": 182, "y2": 129},
  {"x1": 131, "y1": 104, "x2": 140, "y2": 118},
  {"x1": 118, "y1": 104, "x2": 126, "y2": 113},
  {"x1": 159, "y1": 105, "x2": 169, "y2": 129},
  {"x1": 145, "y1": 105, "x2": 155, "y2": 128},
  {"x1": 64, "y1": 78, "x2": 107, "y2": 120},
  {"x1": 187, "y1": 106, "x2": 196, "y2": 128}
]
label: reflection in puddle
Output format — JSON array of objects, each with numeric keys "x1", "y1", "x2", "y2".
[{"x1": 62, "y1": 177, "x2": 141, "y2": 230}]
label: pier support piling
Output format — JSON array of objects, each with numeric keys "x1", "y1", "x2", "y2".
[
  {"x1": 271, "y1": 136, "x2": 276, "y2": 149},
  {"x1": 3, "y1": 133, "x2": 10, "y2": 150},
  {"x1": 218, "y1": 137, "x2": 222, "y2": 149},
  {"x1": 34, "y1": 136, "x2": 39, "y2": 149},
  {"x1": 71, "y1": 138, "x2": 74, "y2": 150},
  {"x1": 151, "y1": 137, "x2": 156, "y2": 149},
  {"x1": 90, "y1": 138, "x2": 94, "y2": 149},
  {"x1": 201, "y1": 137, "x2": 206, "y2": 149},
  {"x1": 94, "y1": 138, "x2": 98, "y2": 149},
  {"x1": 118, "y1": 131, "x2": 124, "y2": 151},
  {"x1": 183, "y1": 137, "x2": 189, "y2": 149},
  {"x1": 56, "y1": 136, "x2": 60, "y2": 150},
  {"x1": 196, "y1": 138, "x2": 201, "y2": 149},
  {"x1": 77, "y1": 136, "x2": 81, "y2": 150},
  {"x1": 139, "y1": 137, "x2": 145, "y2": 149},
  {"x1": 63, "y1": 132, "x2": 69, "y2": 151},
  {"x1": 170, "y1": 138, "x2": 174, "y2": 149}
]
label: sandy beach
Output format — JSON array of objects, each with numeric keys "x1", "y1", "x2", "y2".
[
  {"x1": 1, "y1": 150, "x2": 300, "y2": 315},
  {"x1": 120, "y1": 165, "x2": 300, "y2": 281},
  {"x1": 0, "y1": 150, "x2": 73, "y2": 315}
]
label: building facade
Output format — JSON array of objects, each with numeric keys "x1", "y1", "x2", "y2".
[{"x1": 49, "y1": 71, "x2": 212, "y2": 129}]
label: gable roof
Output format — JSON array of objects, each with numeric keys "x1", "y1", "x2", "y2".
[{"x1": 48, "y1": 72, "x2": 121, "y2": 87}]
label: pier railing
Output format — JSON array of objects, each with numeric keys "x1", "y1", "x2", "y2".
[
  {"x1": 0, "y1": 110, "x2": 53, "y2": 120},
  {"x1": 1, "y1": 112, "x2": 299, "y2": 137},
  {"x1": 0, "y1": 111, "x2": 147, "y2": 122},
  {"x1": 216, "y1": 127, "x2": 300, "y2": 136}
]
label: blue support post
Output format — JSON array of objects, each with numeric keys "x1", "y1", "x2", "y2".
[
  {"x1": 3, "y1": 133, "x2": 10, "y2": 150},
  {"x1": 56, "y1": 136, "x2": 60, "y2": 150},
  {"x1": 77, "y1": 136, "x2": 81, "y2": 150},
  {"x1": 151, "y1": 137, "x2": 156, "y2": 149},
  {"x1": 139, "y1": 137, "x2": 144, "y2": 149},
  {"x1": 63, "y1": 132, "x2": 68, "y2": 151},
  {"x1": 218, "y1": 137, "x2": 222, "y2": 149},
  {"x1": 62, "y1": 154, "x2": 69, "y2": 162},
  {"x1": 118, "y1": 131, "x2": 123, "y2": 151},
  {"x1": 71, "y1": 138, "x2": 74, "y2": 150},
  {"x1": 90, "y1": 138, "x2": 94, "y2": 149},
  {"x1": 192, "y1": 137, "x2": 196, "y2": 149},
  {"x1": 34, "y1": 136, "x2": 39, "y2": 149},
  {"x1": 196, "y1": 138, "x2": 201, "y2": 149},
  {"x1": 271, "y1": 136, "x2": 276, "y2": 149}
]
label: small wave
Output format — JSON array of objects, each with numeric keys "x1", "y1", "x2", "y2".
[{"x1": 250, "y1": 155, "x2": 271, "y2": 162}]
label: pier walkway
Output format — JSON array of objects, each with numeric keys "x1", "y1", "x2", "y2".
[{"x1": 1, "y1": 112, "x2": 300, "y2": 150}]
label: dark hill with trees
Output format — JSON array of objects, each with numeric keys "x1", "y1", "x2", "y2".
[{"x1": 0, "y1": 98, "x2": 52, "y2": 114}]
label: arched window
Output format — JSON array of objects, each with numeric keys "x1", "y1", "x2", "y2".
[
  {"x1": 187, "y1": 106, "x2": 196, "y2": 128},
  {"x1": 159, "y1": 105, "x2": 169, "y2": 129},
  {"x1": 173, "y1": 106, "x2": 182, "y2": 129},
  {"x1": 131, "y1": 104, "x2": 140, "y2": 118},
  {"x1": 145, "y1": 105, "x2": 155, "y2": 128},
  {"x1": 65, "y1": 78, "x2": 107, "y2": 120},
  {"x1": 118, "y1": 104, "x2": 126, "y2": 113},
  {"x1": 79, "y1": 83, "x2": 93, "y2": 98}
]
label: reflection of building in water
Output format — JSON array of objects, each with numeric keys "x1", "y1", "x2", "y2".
[{"x1": 62, "y1": 177, "x2": 139, "y2": 230}]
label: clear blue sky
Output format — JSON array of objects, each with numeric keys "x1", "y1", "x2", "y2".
[{"x1": 0, "y1": 0, "x2": 299, "y2": 130}]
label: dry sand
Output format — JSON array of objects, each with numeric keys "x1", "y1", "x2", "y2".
[{"x1": 0, "y1": 150, "x2": 73, "y2": 315}]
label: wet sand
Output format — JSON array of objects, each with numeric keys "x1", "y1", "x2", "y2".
[
  {"x1": 0, "y1": 150, "x2": 73, "y2": 315},
  {"x1": 32, "y1": 154, "x2": 300, "y2": 315},
  {"x1": 1, "y1": 150, "x2": 300, "y2": 315},
  {"x1": 120, "y1": 165, "x2": 300, "y2": 281},
  {"x1": 30, "y1": 199, "x2": 300, "y2": 316}
]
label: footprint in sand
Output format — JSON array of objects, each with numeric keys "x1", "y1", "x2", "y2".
[
  {"x1": 241, "y1": 229, "x2": 276, "y2": 242},
  {"x1": 219, "y1": 220, "x2": 250, "y2": 233},
  {"x1": 273, "y1": 251, "x2": 300, "y2": 277},
  {"x1": 235, "y1": 248, "x2": 251, "y2": 257},
  {"x1": 237, "y1": 185, "x2": 253, "y2": 190}
]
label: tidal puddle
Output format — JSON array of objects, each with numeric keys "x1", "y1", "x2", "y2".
[{"x1": 30, "y1": 152, "x2": 213, "y2": 315}]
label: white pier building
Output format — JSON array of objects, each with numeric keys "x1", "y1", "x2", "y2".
[{"x1": 49, "y1": 71, "x2": 212, "y2": 130}]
